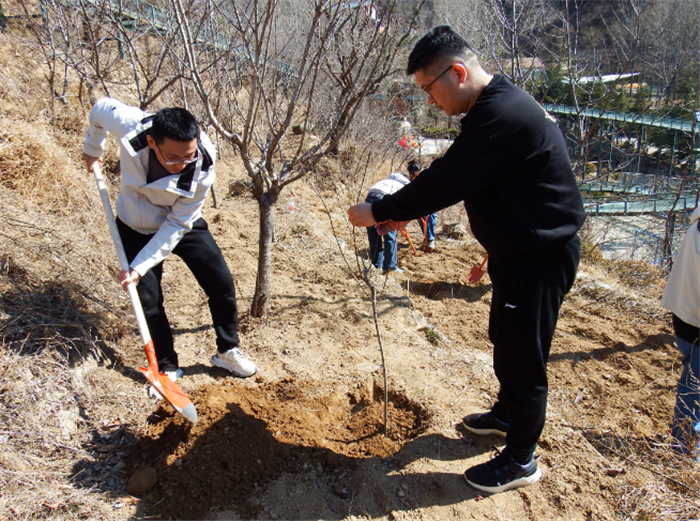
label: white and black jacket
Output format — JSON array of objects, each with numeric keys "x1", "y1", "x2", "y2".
[
  {"x1": 367, "y1": 172, "x2": 410, "y2": 197},
  {"x1": 83, "y1": 97, "x2": 216, "y2": 277}
]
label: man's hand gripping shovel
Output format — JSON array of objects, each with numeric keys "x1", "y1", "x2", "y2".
[{"x1": 91, "y1": 164, "x2": 198, "y2": 425}]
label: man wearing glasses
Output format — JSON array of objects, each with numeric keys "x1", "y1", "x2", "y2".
[
  {"x1": 348, "y1": 26, "x2": 585, "y2": 493},
  {"x1": 82, "y1": 98, "x2": 258, "y2": 395}
]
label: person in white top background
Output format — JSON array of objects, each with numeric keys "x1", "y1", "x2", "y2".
[
  {"x1": 661, "y1": 206, "x2": 700, "y2": 457},
  {"x1": 363, "y1": 170, "x2": 410, "y2": 274}
]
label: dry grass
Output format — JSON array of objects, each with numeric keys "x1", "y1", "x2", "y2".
[
  {"x1": 0, "y1": 116, "x2": 92, "y2": 215},
  {"x1": 604, "y1": 258, "x2": 666, "y2": 290},
  {"x1": 0, "y1": 348, "x2": 121, "y2": 520},
  {"x1": 584, "y1": 431, "x2": 700, "y2": 520},
  {"x1": 0, "y1": 186, "x2": 149, "y2": 520}
]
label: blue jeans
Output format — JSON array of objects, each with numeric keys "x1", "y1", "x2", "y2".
[
  {"x1": 672, "y1": 337, "x2": 700, "y2": 453},
  {"x1": 418, "y1": 213, "x2": 437, "y2": 243},
  {"x1": 365, "y1": 192, "x2": 398, "y2": 270}
]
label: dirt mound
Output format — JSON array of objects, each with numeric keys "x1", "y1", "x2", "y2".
[{"x1": 126, "y1": 378, "x2": 430, "y2": 519}]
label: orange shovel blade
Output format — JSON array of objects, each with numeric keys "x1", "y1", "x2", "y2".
[
  {"x1": 468, "y1": 266, "x2": 485, "y2": 283},
  {"x1": 468, "y1": 256, "x2": 488, "y2": 284},
  {"x1": 141, "y1": 366, "x2": 198, "y2": 424},
  {"x1": 141, "y1": 340, "x2": 197, "y2": 424}
]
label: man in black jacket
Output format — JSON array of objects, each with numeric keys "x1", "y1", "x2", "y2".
[{"x1": 348, "y1": 26, "x2": 585, "y2": 493}]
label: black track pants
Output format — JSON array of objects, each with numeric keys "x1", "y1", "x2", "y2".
[
  {"x1": 488, "y1": 234, "x2": 580, "y2": 463},
  {"x1": 116, "y1": 217, "x2": 240, "y2": 372}
]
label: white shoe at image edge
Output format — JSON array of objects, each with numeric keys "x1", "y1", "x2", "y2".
[
  {"x1": 211, "y1": 347, "x2": 258, "y2": 377},
  {"x1": 148, "y1": 368, "x2": 183, "y2": 400}
]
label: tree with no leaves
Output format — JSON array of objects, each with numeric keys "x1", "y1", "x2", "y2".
[
  {"x1": 12, "y1": 0, "x2": 424, "y2": 318},
  {"x1": 8, "y1": 0, "x2": 187, "y2": 111},
  {"x1": 169, "y1": 0, "x2": 421, "y2": 317}
]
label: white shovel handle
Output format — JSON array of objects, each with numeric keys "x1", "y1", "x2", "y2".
[{"x1": 92, "y1": 164, "x2": 152, "y2": 347}]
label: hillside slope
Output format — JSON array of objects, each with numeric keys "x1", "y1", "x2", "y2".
[{"x1": 1, "y1": 32, "x2": 699, "y2": 521}]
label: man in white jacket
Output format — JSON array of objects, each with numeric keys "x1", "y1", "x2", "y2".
[
  {"x1": 82, "y1": 98, "x2": 258, "y2": 389},
  {"x1": 661, "y1": 207, "x2": 700, "y2": 457}
]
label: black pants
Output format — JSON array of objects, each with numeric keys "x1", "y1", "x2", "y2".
[
  {"x1": 487, "y1": 234, "x2": 580, "y2": 463},
  {"x1": 117, "y1": 217, "x2": 240, "y2": 372}
]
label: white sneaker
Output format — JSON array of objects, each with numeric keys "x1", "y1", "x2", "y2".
[
  {"x1": 427, "y1": 240, "x2": 436, "y2": 250},
  {"x1": 211, "y1": 347, "x2": 258, "y2": 377},
  {"x1": 148, "y1": 368, "x2": 183, "y2": 400}
]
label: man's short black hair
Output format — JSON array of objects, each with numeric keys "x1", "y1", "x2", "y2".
[
  {"x1": 150, "y1": 108, "x2": 199, "y2": 143},
  {"x1": 406, "y1": 25, "x2": 474, "y2": 75},
  {"x1": 407, "y1": 160, "x2": 422, "y2": 173}
]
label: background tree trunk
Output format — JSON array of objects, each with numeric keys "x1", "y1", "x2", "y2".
[{"x1": 251, "y1": 194, "x2": 275, "y2": 317}]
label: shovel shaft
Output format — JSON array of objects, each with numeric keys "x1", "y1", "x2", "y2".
[
  {"x1": 93, "y1": 165, "x2": 129, "y2": 272},
  {"x1": 92, "y1": 163, "x2": 197, "y2": 424},
  {"x1": 126, "y1": 280, "x2": 153, "y2": 352},
  {"x1": 401, "y1": 229, "x2": 418, "y2": 256},
  {"x1": 92, "y1": 165, "x2": 152, "y2": 348}
]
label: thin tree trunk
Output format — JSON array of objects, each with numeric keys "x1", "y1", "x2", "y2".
[
  {"x1": 662, "y1": 211, "x2": 675, "y2": 269},
  {"x1": 251, "y1": 194, "x2": 275, "y2": 317},
  {"x1": 371, "y1": 285, "x2": 389, "y2": 436}
]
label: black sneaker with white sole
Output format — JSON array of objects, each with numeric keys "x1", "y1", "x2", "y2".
[
  {"x1": 462, "y1": 410, "x2": 508, "y2": 437},
  {"x1": 464, "y1": 450, "x2": 542, "y2": 494}
]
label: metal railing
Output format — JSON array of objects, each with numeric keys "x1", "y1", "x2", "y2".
[
  {"x1": 584, "y1": 196, "x2": 697, "y2": 215},
  {"x1": 56, "y1": 0, "x2": 297, "y2": 77}
]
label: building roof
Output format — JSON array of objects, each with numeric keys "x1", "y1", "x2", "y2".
[{"x1": 569, "y1": 73, "x2": 641, "y2": 85}]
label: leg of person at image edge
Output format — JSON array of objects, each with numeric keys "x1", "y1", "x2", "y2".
[
  {"x1": 117, "y1": 217, "x2": 258, "y2": 400},
  {"x1": 463, "y1": 235, "x2": 580, "y2": 493},
  {"x1": 671, "y1": 337, "x2": 700, "y2": 458}
]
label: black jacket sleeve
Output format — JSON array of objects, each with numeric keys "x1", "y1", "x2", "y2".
[{"x1": 372, "y1": 76, "x2": 585, "y2": 259}]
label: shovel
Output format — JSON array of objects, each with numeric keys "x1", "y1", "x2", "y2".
[
  {"x1": 420, "y1": 216, "x2": 433, "y2": 252},
  {"x1": 401, "y1": 229, "x2": 420, "y2": 256},
  {"x1": 92, "y1": 164, "x2": 198, "y2": 425},
  {"x1": 468, "y1": 255, "x2": 488, "y2": 284}
]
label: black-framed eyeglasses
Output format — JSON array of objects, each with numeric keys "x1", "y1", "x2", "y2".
[
  {"x1": 421, "y1": 65, "x2": 454, "y2": 97},
  {"x1": 155, "y1": 141, "x2": 199, "y2": 165}
]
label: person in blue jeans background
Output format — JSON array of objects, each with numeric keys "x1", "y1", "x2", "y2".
[
  {"x1": 661, "y1": 207, "x2": 700, "y2": 457},
  {"x1": 408, "y1": 160, "x2": 438, "y2": 251},
  {"x1": 365, "y1": 171, "x2": 410, "y2": 274},
  {"x1": 420, "y1": 213, "x2": 437, "y2": 250}
]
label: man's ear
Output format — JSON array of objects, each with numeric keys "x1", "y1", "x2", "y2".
[
  {"x1": 453, "y1": 63, "x2": 468, "y2": 84},
  {"x1": 146, "y1": 134, "x2": 156, "y2": 149}
]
